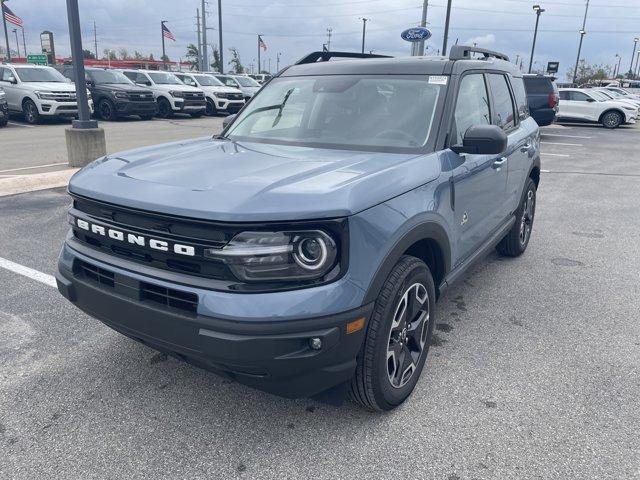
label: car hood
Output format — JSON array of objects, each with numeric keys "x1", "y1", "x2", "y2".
[
  {"x1": 151, "y1": 84, "x2": 202, "y2": 93},
  {"x1": 68, "y1": 138, "x2": 442, "y2": 222},
  {"x1": 25, "y1": 82, "x2": 76, "y2": 91}
]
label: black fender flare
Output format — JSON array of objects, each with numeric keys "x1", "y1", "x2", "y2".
[{"x1": 363, "y1": 221, "x2": 452, "y2": 304}]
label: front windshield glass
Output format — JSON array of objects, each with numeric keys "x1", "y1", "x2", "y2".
[
  {"x1": 148, "y1": 72, "x2": 182, "y2": 85},
  {"x1": 589, "y1": 91, "x2": 609, "y2": 101},
  {"x1": 15, "y1": 67, "x2": 67, "y2": 83},
  {"x1": 194, "y1": 74, "x2": 223, "y2": 86},
  {"x1": 596, "y1": 90, "x2": 614, "y2": 99},
  {"x1": 234, "y1": 76, "x2": 260, "y2": 87},
  {"x1": 217, "y1": 76, "x2": 240, "y2": 88},
  {"x1": 226, "y1": 75, "x2": 445, "y2": 151},
  {"x1": 89, "y1": 70, "x2": 133, "y2": 85},
  {"x1": 605, "y1": 89, "x2": 622, "y2": 98}
]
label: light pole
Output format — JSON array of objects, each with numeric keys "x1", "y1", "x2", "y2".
[
  {"x1": 630, "y1": 37, "x2": 639, "y2": 75},
  {"x1": 441, "y1": 0, "x2": 452, "y2": 56},
  {"x1": 528, "y1": 5, "x2": 545, "y2": 74},
  {"x1": 360, "y1": 18, "x2": 368, "y2": 54},
  {"x1": 12, "y1": 27, "x2": 19, "y2": 57},
  {"x1": 1, "y1": 0, "x2": 11, "y2": 61},
  {"x1": 417, "y1": 0, "x2": 429, "y2": 56},
  {"x1": 613, "y1": 53, "x2": 621, "y2": 78},
  {"x1": 276, "y1": 51, "x2": 281, "y2": 72},
  {"x1": 572, "y1": 29, "x2": 586, "y2": 85},
  {"x1": 635, "y1": 51, "x2": 640, "y2": 77}
]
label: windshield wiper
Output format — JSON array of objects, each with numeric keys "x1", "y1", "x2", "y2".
[{"x1": 271, "y1": 88, "x2": 294, "y2": 128}]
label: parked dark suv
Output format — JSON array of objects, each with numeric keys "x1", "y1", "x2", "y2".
[
  {"x1": 57, "y1": 47, "x2": 540, "y2": 411},
  {"x1": 523, "y1": 74, "x2": 559, "y2": 126},
  {"x1": 0, "y1": 87, "x2": 8, "y2": 127},
  {"x1": 60, "y1": 67, "x2": 157, "y2": 120}
]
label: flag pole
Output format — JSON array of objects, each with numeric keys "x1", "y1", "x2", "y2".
[
  {"x1": 257, "y1": 34, "x2": 261, "y2": 74},
  {"x1": 1, "y1": 0, "x2": 12, "y2": 61},
  {"x1": 161, "y1": 20, "x2": 167, "y2": 70},
  {"x1": 21, "y1": 25, "x2": 26, "y2": 56}
]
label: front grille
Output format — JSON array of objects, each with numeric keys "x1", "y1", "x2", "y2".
[
  {"x1": 50, "y1": 92, "x2": 77, "y2": 102},
  {"x1": 229, "y1": 93, "x2": 243, "y2": 101},
  {"x1": 75, "y1": 259, "x2": 198, "y2": 314},
  {"x1": 128, "y1": 92, "x2": 155, "y2": 102},
  {"x1": 184, "y1": 92, "x2": 205, "y2": 100}
]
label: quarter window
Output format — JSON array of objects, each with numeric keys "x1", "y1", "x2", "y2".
[
  {"x1": 488, "y1": 74, "x2": 516, "y2": 130},
  {"x1": 452, "y1": 74, "x2": 491, "y2": 145},
  {"x1": 510, "y1": 77, "x2": 529, "y2": 120}
]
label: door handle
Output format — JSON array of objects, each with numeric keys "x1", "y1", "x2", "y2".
[
  {"x1": 520, "y1": 143, "x2": 531, "y2": 153},
  {"x1": 493, "y1": 157, "x2": 507, "y2": 169}
]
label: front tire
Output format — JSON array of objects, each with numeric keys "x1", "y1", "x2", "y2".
[
  {"x1": 497, "y1": 177, "x2": 537, "y2": 257},
  {"x1": 98, "y1": 99, "x2": 117, "y2": 121},
  {"x1": 22, "y1": 99, "x2": 40, "y2": 124},
  {"x1": 205, "y1": 99, "x2": 217, "y2": 116},
  {"x1": 601, "y1": 110, "x2": 622, "y2": 129},
  {"x1": 157, "y1": 98, "x2": 174, "y2": 118},
  {"x1": 349, "y1": 255, "x2": 436, "y2": 411}
]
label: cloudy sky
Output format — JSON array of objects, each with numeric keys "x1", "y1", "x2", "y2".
[{"x1": 4, "y1": 0, "x2": 640, "y2": 79}]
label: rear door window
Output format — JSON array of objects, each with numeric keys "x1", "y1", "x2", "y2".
[
  {"x1": 510, "y1": 77, "x2": 529, "y2": 120},
  {"x1": 568, "y1": 91, "x2": 590, "y2": 101},
  {"x1": 488, "y1": 74, "x2": 516, "y2": 131}
]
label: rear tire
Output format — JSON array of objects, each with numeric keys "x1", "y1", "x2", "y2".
[
  {"x1": 349, "y1": 255, "x2": 436, "y2": 411},
  {"x1": 497, "y1": 177, "x2": 537, "y2": 257},
  {"x1": 601, "y1": 110, "x2": 622, "y2": 129},
  {"x1": 22, "y1": 99, "x2": 40, "y2": 124}
]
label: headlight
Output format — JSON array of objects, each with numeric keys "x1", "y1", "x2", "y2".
[
  {"x1": 114, "y1": 92, "x2": 128, "y2": 99},
  {"x1": 169, "y1": 91, "x2": 184, "y2": 98},
  {"x1": 34, "y1": 91, "x2": 57, "y2": 100},
  {"x1": 216, "y1": 92, "x2": 228, "y2": 99},
  {"x1": 204, "y1": 230, "x2": 338, "y2": 282}
]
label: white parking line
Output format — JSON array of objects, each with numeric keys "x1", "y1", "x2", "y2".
[
  {"x1": 7, "y1": 121, "x2": 35, "y2": 128},
  {"x1": 0, "y1": 162, "x2": 68, "y2": 174},
  {"x1": 0, "y1": 257, "x2": 57, "y2": 288},
  {"x1": 541, "y1": 142, "x2": 583, "y2": 147},
  {"x1": 541, "y1": 133, "x2": 592, "y2": 139},
  {"x1": 541, "y1": 153, "x2": 570, "y2": 157}
]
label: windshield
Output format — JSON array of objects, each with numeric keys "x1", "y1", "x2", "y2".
[
  {"x1": 589, "y1": 91, "x2": 609, "y2": 101},
  {"x1": 148, "y1": 72, "x2": 182, "y2": 85},
  {"x1": 217, "y1": 76, "x2": 240, "y2": 88},
  {"x1": 15, "y1": 67, "x2": 67, "y2": 83},
  {"x1": 226, "y1": 75, "x2": 445, "y2": 152},
  {"x1": 234, "y1": 76, "x2": 260, "y2": 87},
  {"x1": 194, "y1": 74, "x2": 223, "y2": 86},
  {"x1": 605, "y1": 89, "x2": 622, "y2": 98},
  {"x1": 89, "y1": 70, "x2": 133, "y2": 85}
]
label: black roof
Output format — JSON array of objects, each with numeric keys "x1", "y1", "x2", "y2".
[{"x1": 282, "y1": 46, "x2": 521, "y2": 78}]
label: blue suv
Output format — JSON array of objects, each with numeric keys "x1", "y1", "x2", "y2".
[{"x1": 57, "y1": 46, "x2": 540, "y2": 411}]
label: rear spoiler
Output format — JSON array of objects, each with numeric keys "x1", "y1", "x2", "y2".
[
  {"x1": 449, "y1": 45, "x2": 510, "y2": 62},
  {"x1": 295, "y1": 51, "x2": 392, "y2": 65}
]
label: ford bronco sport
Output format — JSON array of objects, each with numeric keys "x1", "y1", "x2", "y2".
[{"x1": 57, "y1": 47, "x2": 540, "y2": 411}]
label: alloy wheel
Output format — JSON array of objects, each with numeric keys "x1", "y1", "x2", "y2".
[
  {"x1": 386, "y1": 282, "x2": 430, "y2": 389},
  {"x1": 519, "y1": 188, "x2": 535, "y2": 246}
]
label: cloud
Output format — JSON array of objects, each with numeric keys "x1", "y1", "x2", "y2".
[{"x1": 464, "y1": 34, "x2": 496, "y2": 48}]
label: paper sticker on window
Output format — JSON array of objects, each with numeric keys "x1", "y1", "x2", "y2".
[{"x1": 429, "y1": 76, "x2": 448, "y2": 85}]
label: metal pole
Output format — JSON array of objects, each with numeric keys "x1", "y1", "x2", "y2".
[
  {"x1": 217, "y1": 0, "x2": 223, "y2": 74},
  {"x1": 360, "y1": 18, "x2": 368, "y2": 54},
  {"x1": 257, "y1": 34, "x2": 261, "y2": 74},
  {"x1": 93, "y1": 21, "x2": 98, "y2": 59},
  {"x1": 528, "y1": 8, "x2": 543, "y2": 74},
  {"x1": 21, "y1": 25, "x2": 26, "y2": 56},
  {"x1": 630, "y1": 38, "x2": 638, "y2": 75},
  {"x1": 161, "y1": 21, "x2": 167, "y2": 70},
  {"x1": 196, "y1": 9, "x2": 202, "y2": 70},
  {"x1": 417, "y1": 0, "x2": 429, "y2": 56},
  {"x1": 326, "y1": 27, "x2": 332, "y2": 51},
  {"x1": 616, "y1": 55, "x2": 622, "y2": 77},
  {"x1": 572, "y1": 0, "x2": 589, "y2": 84},
  {"x1": 441, "y1": 0, "x2": 452, "y2": 57},
  {"x1": 12, "y1": 27, "x2": 18, "y2": 57},
  {"x1": 635, "y1": 51, "x2": 640, "y2": 77},
  {"x1": 65, "y1": 0, "x2": 96, "y2": 129},
  {"x1": 201, "y1": 0, "x2": 208, "y2": 71},
  {"x1": 276, "y1": 51, "x2": 280, "y2": 71},
  {"x1": 1, "y1": 0, "x2": 11, "y2": 61}
]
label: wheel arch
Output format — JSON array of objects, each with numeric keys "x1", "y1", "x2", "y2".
[
  {"x1": 598, "y1": 108, "x2": 625, "y2": 124},
  {"x1": 363, "y1": 222, "x2": 451, "y2": 304},
  {"x1": 528, "y1": 155, "x2": 541, "y2": 188}
]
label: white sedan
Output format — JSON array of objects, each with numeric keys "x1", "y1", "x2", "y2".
[{"x1": 557, "y1": 88, "x2": 638, "y2": 128}]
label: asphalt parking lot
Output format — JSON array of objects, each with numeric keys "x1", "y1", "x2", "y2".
[{"x1": 1, "y1": 123, "x2": 639, "y2": 479}]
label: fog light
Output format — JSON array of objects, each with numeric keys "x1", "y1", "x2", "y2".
[{"x1": 309, "y1": 337, "x2": 322, "y2": 350}]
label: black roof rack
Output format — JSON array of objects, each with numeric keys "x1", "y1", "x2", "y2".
[
  {"x1": 295, "y1": 51, "x2": 392, "y2": 65},
  {"x1": 449, "y1": 45, "x2": 510, "y2": 62}
]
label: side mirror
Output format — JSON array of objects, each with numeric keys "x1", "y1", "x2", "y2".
[
  {"x1": 8, "y1": 76, "x2": 17, "y2": 85},
  {"x1": 451, "y1": 125, "x2": 508, "y2": 155},
  {"x1": 222, "y1": 114, "x2": 237, "y2": 129}
]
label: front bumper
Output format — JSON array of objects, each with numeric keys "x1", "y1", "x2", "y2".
[
  {"x1": 213, "y1": 98, "x2": 244, "y2": 112},
  {"x1": 38, "y1": 99, "x2": 94, "y2": 117},
  {"x1": 172, "y1": 98, "x2": 206, "y2": 113},
  {"x1": 115, "y1": 101, "x2": 158, "y2": 117},
  {"x1": 56, "y1": 244, "x2": 372, "y2": 398}
]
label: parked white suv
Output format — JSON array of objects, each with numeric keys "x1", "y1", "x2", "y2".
[
  {"x1": 120, "y1": 69, "x2": 206, "y2": 118},
  {"x1": 557, "y1": 88, "x2": 637, "y2": 128},
  {"x1": 0, "y1": 64, "x2": 93, "y2": 124},
  {"x1": 174, "y1": 72, "x2": 244, "y2": 116}
]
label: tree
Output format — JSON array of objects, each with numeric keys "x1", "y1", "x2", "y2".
[
  {"x1": 83, "y1": 49, "x2": 96, "y2": 59},
  {"x1": 161, "y1": 54, "x2": 170, "y2": 63},
  {"x1": 185, "y1": 43, "x2": 199, "y2": 69},
  {"x1": 149, "y1": 53, "x2": 155, "y2": 61},
  {"x1": 103, "y1": 49, "x2": 116, "y2": 60},
  {"x1": 567, "y1": 60, "x2": 612, "y2": 85},
  {"x1": 133, "y1": 51, "x2": 144, "y2": 60},
  {"x1": 228, "y1": 47, "x2": 245, "y2": 74},
  {"x1": 118, "y1": 48, "x2": 130, "y2": 60},
  {"x1": 211, "y1": 46, "x2": 221, "y2": 72}
]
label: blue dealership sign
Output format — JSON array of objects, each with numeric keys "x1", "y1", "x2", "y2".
[{"x1": 401, "y1": 27, "x2": 432, "y2": 43}]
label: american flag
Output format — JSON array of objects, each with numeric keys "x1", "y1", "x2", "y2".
[
  {"x1": 2, "y1": 4, "x2": 23, "y2": 27},
  {"x1": 258, "y1": 35, "x2": 267, "y2": 52},
  {"x1": 162, "y1": 23, "x2": 175, "y2": 41}
]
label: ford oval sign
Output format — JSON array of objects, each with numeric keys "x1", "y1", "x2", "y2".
[{"x1": 401, "y1": 27, "x2": 432, "y2": 43}]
